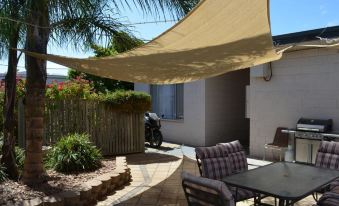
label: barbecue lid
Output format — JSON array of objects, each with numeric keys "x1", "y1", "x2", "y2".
[{"x1": 297, "y1": 118, "x2": 333, "y2": 126}]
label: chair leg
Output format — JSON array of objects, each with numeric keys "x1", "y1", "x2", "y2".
[
  {"x1": 235, "y1": 187, "x2": 238, "y2": 205},
  {"x1": 312, "y1": 192, "x2": 318, "y2": 202},
  {"x1": 263, "y1": 148, "x2": 266, "y2": 160},
  {"x1": 257, "y1": 194, "x2": 262, "y2": 205},
  {"x1": 279, "y1": 149, "x2": 282, "y2": 162}
]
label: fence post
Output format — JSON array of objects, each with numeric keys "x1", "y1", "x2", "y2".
[{"x1": 18, "y1": 98, "x2": 25, "y2": 149}]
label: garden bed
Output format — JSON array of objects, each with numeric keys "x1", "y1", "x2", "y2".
[{"x1": 0, "y1": 158, "x2": 116, "y2": 205}]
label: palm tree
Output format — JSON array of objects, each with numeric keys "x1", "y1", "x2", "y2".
[
  {"x1": 0, "y1": 0, "x2": 26, "y2": 180},
  {"x1": 22, "y1": 0, "x2": 198, "y2": 184}
]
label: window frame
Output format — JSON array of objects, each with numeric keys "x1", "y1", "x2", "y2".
[{"x1": 151, "y1": 84, "x2": 184, "y2": 120}]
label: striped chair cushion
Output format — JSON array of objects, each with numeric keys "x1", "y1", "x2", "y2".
[
  {"x1": 196, "y1": 145, "x2": 228, "y2": 159},
  {"x1": 218, "y1": 140, "x2": 244, "y2": 154},
  {"x1": 182, "y1": 172, "x2": 235, "y2": 206},
  {"x1": 201, "y1": 157, "x2": 233, "y2": 180},
  {"x1": 228, "y1": 151, "x2": 248, "y2": 173},
  {"x1": 316, "y1": 141, "x2": 339, "y2": 170},
  {"x1": 318, "y1": 192, "x2": 339, "y2": 206},
  {"x1": 218, "y1": 141, "x2": 248, "y2": 173}
]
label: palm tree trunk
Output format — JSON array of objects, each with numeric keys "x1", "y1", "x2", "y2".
[
  {"x1": 1, "y1": 36, "x2": 19, "y2": 180},
  {"x1": 22, "y1": 1, "x2": 50, "y2": 185}
]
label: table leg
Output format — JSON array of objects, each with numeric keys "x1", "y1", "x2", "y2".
[
  {"x1": 279, "y1": 199, "x2": 294, "y2": 206},
  {"x1": 253, "y1": 193, "x2": 262, "y2": 206},
  {"x1": 286, "y1": 200, "x2": 294, "y2": 206},
  {"x1": 278, "y1": 199, "x2": 285, "y2": 206}
]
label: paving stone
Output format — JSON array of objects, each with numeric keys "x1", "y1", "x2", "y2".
[
  {"x1": 138, "y1": 197, "x2": 159, "y2": 205},
  {"x1": 96, "y1": 142, "x2": 317, "y2": 206},
  {"x1": 83, "y1": 183, "x2": 101, "y2": 200},
  {"x1": 157, "y1": 198, "x2": 178, "y2": 205},
  {"x1": 20, "y1": 198, "x2": 43, "y2": 206},
  {"x1": 176, "y1": 199, "x2": 188, "y2": 206},
  {"x1": 80, "y1": 184, "x2": 95, "y2": 203},
  {"x1": 59, "y1": 190, "x2": 80, "y2": 205},
  {"x1": 97, "y1": 174, "x2": 112, "y2": 198},
  {"x1": 41, "y1": 195, "x2": 64, "y2": 206}
]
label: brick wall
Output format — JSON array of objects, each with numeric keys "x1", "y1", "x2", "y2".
[{"x1": 249, "y1": 48, "x2": 339, "y2": 158}]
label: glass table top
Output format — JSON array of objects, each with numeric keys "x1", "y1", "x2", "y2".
[{"x1": 223, "y1": 162, "x2": 339, "y2": 200}]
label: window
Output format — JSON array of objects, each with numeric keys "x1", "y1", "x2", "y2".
[{"x1": 151, "y1": 84, "x2": 184, "y2": 120}]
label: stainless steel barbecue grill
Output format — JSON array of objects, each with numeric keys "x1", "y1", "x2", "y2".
[
  {"x1": 282, "y1": 118, "x2": 339, "y2": 164},
  {"x1": 295, "y1": 118, "x2": 333, "y2": 141},
  {"x1": 297, "y1": 118, "x2": 332, "y2": 132}
]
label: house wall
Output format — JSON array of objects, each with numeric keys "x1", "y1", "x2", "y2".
[
  {"x1": 135, "y1": 80, "x2": 206, "y2": 146},
  {"x1": 205, "y1": 69, "x2": 250, "y2": 146},
  {"x1": 249, "y1": 48, "x2": 339, "y2": 158}
]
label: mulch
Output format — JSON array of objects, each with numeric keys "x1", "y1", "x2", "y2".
[{"x1": 0, "y1": 158, "x2": 116, "y2": 205}]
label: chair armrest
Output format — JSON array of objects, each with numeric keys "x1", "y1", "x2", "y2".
[
  {"x1": 331, "y1": 179, "x2": 339, "y2": 187},
  {"x1": 318, "y1": 192, "x2": 339, "y2": 204}
]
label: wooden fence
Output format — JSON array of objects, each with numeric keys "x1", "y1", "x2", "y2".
[{"x1": 19, "y1": 99, "x2": 145, "y2": 156}]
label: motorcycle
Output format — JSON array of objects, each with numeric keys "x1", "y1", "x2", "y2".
[{"x1": 144, "y1": 112, "x2": 163, "y2": 148}]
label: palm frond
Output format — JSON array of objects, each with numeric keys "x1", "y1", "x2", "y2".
[
  {"x1": 111, "y1": 0, "x2": 199, "y2": 19},
  {"x1": 0, "y1": 0, "x2": 26, "y2": 60}
]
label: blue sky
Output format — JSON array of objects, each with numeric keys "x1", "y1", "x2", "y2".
[{"x1": 0, "y1": 0, "x2": 338, "y2": 75}]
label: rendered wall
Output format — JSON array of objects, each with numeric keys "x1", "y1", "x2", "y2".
[
  {"x1": 249, "y1": 48, "x2": 339, "y2": 158},
  {"x1": 205, "y1": 70, "x2": 250, "y2": 146},
  {"x1": 135, "y1": 81, "x2": 206, "y2": 146}
]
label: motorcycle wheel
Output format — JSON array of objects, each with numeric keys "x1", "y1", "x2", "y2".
[{"x1": 150, "y1": 130, "x2": 163, "y2": 148}]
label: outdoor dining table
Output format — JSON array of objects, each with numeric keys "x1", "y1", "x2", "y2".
[{"x1": 222, "y1": 162, "x2": 339, "y2": 206}]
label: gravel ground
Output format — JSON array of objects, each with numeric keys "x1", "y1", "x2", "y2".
[{"x1": 0, "y1": 158, "x2": 116, "y2": 205}]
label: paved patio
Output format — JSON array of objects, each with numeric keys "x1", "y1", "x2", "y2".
[{"x1": 97, "y1": 143, "x2": 317, "y2": 206}]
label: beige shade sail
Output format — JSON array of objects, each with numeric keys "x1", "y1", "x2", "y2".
[{"x1": 23, "y1": 0, "x2": 282, "y2": 84}]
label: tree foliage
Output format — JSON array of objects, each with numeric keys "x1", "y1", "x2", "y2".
[
  {"x1": 68, "y1": 32, "x2": 144, "y2": 93},
  {"x1": 1, "y1": 0, "x2": 199, "y2": 184},
  {"x1": 0, "y1": 0, "x2": 26, "y2": 180}
]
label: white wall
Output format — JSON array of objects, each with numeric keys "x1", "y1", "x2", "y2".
[
  {"x1": 135, "y1": 81, "x2": 206, "y2": 146},
  {"x1": 205, "y1": 69, "x2": 250, "y2": 146},
  {"x1": 249, "y1": 48, "x2": 339, "y2": 158}
]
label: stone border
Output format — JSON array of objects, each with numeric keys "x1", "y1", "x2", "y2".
[{"x1": 17, "y1": 156, "x2": 131, "y2": 206}]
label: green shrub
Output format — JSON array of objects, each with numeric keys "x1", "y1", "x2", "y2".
[
  {"x1": 0, "y1": 164, "x2": 7, "y2": 182},
  {"x1": 46, "y1": 133, "x2": 102, "y2": 173},
  {"x1": 15, "y1": 146, "x2": 25, "y2": 171},
  {"x1": 98, "y1": 90, "x2": 151, "y2": 112},
  {"x1": 0, "y1": 134, "x2": 25, "y2": 171},
  {"x1": 0, "y1": 92, "x2": 4, "y2": 134},
  {"x1": 0, "y1": 134, "x2": 3, "y2": 149}
]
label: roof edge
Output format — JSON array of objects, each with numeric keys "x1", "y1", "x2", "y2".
[{"x1": 273, "y1": 26, "x2": 339, "y2": 45}]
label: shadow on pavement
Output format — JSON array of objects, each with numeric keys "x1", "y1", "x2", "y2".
[
  {"x1": 115, "y1": 156, "x2": 198, "y2": 206},
  {"x1": 126, "y1": 152, "x2": 181, "y2": 165}
]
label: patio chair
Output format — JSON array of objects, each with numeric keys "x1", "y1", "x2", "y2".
[
  {"x1": 315, "y1": 141, "x2": 339, "y2": 171},
  {"x1": 263, "y1": 127, "x2": 289, "y2": 161},
  {"x1": 217, "y1": 140, "x2": 248, "y2": 173},
  {"x1": 315, "y1": 141, "x2": 339, "y2": 187},
  {"x1": 313, "y1": 141, "x2": 339, "y2": 201},
  {"x1": 317, "y1": 193, "x2": 339, "y2": 206},
  {"x1": 195, "y1": 144, "x2": 233, "y2": 180},
  {"x1": 195, "y1": 143, "x2": 256, "y2": 203},
  {"x1": 217, "y1": 140, "x2": 274, "y2": 205},
  {"x1": 182, "y1": 171, "x2": 235, "y2": 206}
]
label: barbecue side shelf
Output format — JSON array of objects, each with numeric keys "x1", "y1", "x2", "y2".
[{"x1": 282, "y1": 129, "x2": 339, "y2": 164}]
